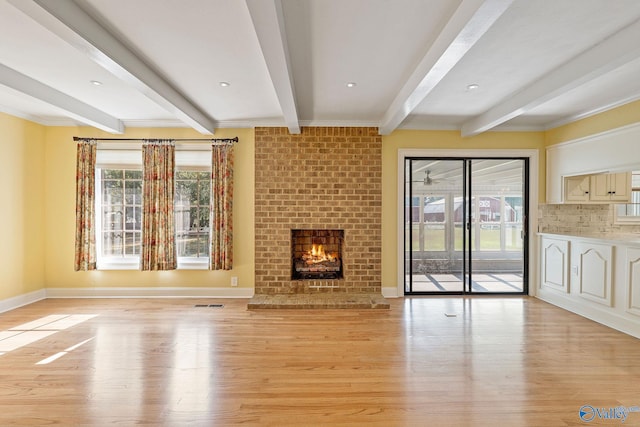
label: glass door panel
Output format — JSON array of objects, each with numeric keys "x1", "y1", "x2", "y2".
[
  {"x1": 405, "y1": 159, "x2": 465, "y2": 293},
  {"x1": 468, "y1": 159, "x2": 526, "y2": 294}
]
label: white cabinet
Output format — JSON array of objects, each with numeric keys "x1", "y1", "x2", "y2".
[
  {"x1": 540, "y1": 236, "x2": 570, "y2": 293},
  {"x1": 561, "y1": 172, "x2": 631, "y2": 203},
  {"x1": 589, "y1": 172, "x2": 631, "y2": 202},
  {"x1": 537, "y1": 233, "x2": 640, "y2": 339},
  {"x1": 546, "y1": 124, "x2": 640, "y2": 204},
  {"x1": 625, "y1": 247, "x2": 640, "y2": 317},
  {"x1": 564, "y1": 175, "x2": 590, "y2": 202},
  {"x1": 573, "y1": 241, "x2": 613, "y2": 306}
]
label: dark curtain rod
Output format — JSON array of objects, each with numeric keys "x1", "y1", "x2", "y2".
[{"x1": 73, "y1": 136, "x2": 238, "y2": 144}]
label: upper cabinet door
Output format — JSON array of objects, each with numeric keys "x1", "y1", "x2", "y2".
[
  {"x1": 589, "y1": 172, "x2": 631, "y2": 202},
  {"x1": 564, "y1": 175, "x2": 590, "y2": 202},
  {"x1": 609, "y1": 172, "x2": 631, "y2": 201},
  {"x1": 589, "y1": 174, "x2": 611, "y2": 201}
]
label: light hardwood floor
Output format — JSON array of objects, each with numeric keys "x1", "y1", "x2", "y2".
[{"x1": 0, "y1": 296, "x2": 639, "y2": 426}]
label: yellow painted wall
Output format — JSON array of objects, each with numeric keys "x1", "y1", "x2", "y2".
[
  {"x1": 545, "y1": 99, "x2": 640, "y2": 146},
  {"x1": 0, "y1": 113, "x2": 46, "y2": 300},
  {"x1": 43, "y1": 126, "x2": 255, "y2": 290},
  {"x1": 4, "y1": 101, "x2": 638, "y2": 300},
  {"x1": 380, "y1": 129, "x2": 546, "y2": 289}
]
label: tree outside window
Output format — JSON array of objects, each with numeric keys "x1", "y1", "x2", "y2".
[{"x1": 175, "y1": 171, "x2": 211, "y2": 258}]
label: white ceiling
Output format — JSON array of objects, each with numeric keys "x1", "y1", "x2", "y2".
[{"x1": 2, "y1": 0, "x2": 640, "y2": 136}]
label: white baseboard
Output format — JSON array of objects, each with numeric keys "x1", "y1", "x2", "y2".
[
  {"x1": 45, "y1": 287, "x2": 254, "y2": 299},
  {"x1": 0, "y1": 289, "x2": 47, "y2": 314},
  {"x1": 382, "y1": 287, "x2": 400, "y2": 298},
  {"x1": 536, "y1": 289, "x2": 640, "y2": 339}
]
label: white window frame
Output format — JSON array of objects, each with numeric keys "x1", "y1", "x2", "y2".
[
  {"x1": 614, "y1": 171, "x2": 640, "y2": 225},
  {"x1": 95, "y1": 166, "x2": 143, "y2": 270},
  {"x1": 95, "y1": 143, "x2": 212, "y2": 270}
]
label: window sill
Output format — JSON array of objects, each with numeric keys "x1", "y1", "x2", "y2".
[
  {"x1": 614, "y1": 219, "x2": 640, "y2": 225},
  {"x1": 177, "y1": 258, "x2": 209, "y2": 270},
  {"x1": 97, "y1": 258, "x2": 140, "y2": 270},
  {"x1": 96, "y1": 257, "x2": 209, "y2": 270}
]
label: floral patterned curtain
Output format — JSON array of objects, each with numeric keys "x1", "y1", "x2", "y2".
[
  {"x1": 74, "y1": 139, "x2": 97, "y2": 271},
  {"x1": 141, "y1": 140, "x2": 177, "y2": 270},
  {"x1": 210, "y1": 143, "x2": 234, "y2": 270}
]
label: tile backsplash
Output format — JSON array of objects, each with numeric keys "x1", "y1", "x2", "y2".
[{"x1": 538, "y1": 203, "x2": 640, "y2": 235}]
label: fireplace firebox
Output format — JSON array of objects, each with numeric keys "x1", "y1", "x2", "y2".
[{"x1": 291, "y1": 229, "x2": 344, "y2": 280}]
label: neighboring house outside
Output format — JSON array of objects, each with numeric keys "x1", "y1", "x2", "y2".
[{"x1": 423, "y1": 196, "x2": 516, "y2": 223}]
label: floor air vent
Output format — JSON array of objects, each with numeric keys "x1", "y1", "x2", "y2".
[{"x1": 194, "y1": 304, "x2": 224, "y2": 308}]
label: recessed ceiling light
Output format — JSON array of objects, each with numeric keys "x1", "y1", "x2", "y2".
[
  {"x1": 219, "y1": 81, "x2": 230, "y2": 87},
  {"x1": 466, "y1": 83, "x2": 479, "y2": 91},
  {"x1": 346, "y1": 82, "x2": 357, "y2": 88},
  {"x1": 90, "y1": 80, "x2": 102, "y2": 86}
]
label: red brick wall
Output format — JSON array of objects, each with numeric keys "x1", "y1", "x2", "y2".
[{"x1": 254, "y1": 127, "x2": 382, "y2": 294}]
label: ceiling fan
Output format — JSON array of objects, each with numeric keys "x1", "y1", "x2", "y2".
[
  {"x1": 423, "y1": 170, "x2": 441, "y2": 185},
  {"x1": 410, "y1": 169, "x2": 450, "y2": 186}
]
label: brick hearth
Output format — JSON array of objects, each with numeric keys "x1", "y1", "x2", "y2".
[{"x1": 251, "y1": 127, "x2": 386, "y2": 308}]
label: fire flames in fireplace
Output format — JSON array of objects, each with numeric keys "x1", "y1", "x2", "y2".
[
  {"x1": 303, "y1": 244, "x2": 338, "y2": 264},
  {"x1": 291, "y1": 230, "x2": 343, "y2": 280}
]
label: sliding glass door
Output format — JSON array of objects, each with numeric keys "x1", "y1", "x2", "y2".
[
  {"x1": 404, "y1": 157, "x2": 528, "y2": 295},
  {"x1": 405, "y1": 159, "x2": 466, "y2": 292}
]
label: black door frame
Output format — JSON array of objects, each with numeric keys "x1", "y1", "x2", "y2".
[{"x1": 404, "y1": 156, "x2": 529, "y2": 296}]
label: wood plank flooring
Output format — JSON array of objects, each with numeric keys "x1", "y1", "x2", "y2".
[{"x1": 0, "y1": 296, "x2": 639, "y2": 426}]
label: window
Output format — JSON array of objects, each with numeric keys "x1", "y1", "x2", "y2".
[
  {"x1": 175, "y1": 170, "x2": 211, "y2": 267},
  {"x1": 96, "y1": 169, "x2": 143, "y2": 269},
  {"x1": 95, "y1": 144, "x2": 212, "y2": 270},
  {"x1": 616, "y1": 172, "x2": 640, "y2": 224}
]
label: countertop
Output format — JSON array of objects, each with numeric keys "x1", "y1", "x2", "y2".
[{"x1": 538, "y1": 231, "x2": 640, "y2": 245}]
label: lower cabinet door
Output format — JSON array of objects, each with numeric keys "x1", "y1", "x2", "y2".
[{"x1": 574, "y1": 241, "x2": 612, "y2": 306}]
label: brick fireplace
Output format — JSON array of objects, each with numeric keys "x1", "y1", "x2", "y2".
[{"x1": 251, "y1": 127, "x2": 384, "y2": 305}]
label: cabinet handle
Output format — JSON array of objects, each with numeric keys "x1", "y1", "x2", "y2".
[{"x1": 585, "y1": 191, "x2": 589, "y2": 194}]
